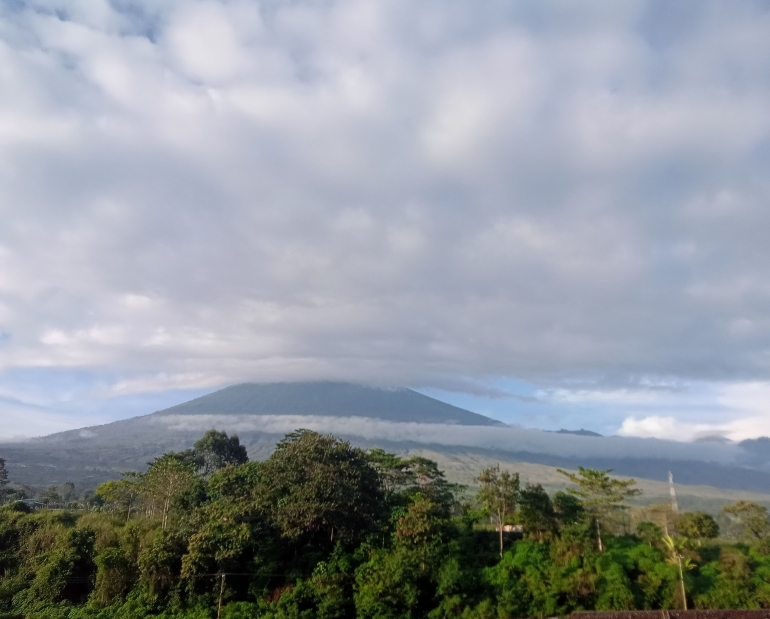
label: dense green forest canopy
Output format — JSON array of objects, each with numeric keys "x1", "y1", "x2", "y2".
[{"x1": 2, "y1": 429, "x2": 770, "y2": 619}]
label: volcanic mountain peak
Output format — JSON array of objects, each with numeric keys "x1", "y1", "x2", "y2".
[{"x1": 156, "y1": 381, "x2": 505, "y2": 426}]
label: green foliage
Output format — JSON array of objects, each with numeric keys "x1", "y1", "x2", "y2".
[
  {"x1": 181, "y1": 462, "x2": 275, "y2": 584},
  {"x1": 519, "y1": 484, "x2": 557, "y2": 542},
  {"x1": 557, "y1": 467, "x2": 641, "y2": 552},
  {"x1": 92, "y1": 546, "x2": 136, "y2": 606},
  {"x1": 661, "y1": 534, "x2": 696, "y2": 609},
  {"x1": 723, "y1": 501, "x2": 770, "y2": 546},
  {"x1": 259, "y1": 430, "x2": 385, "y2": 543},
  {"x1": 637, "y1": 521, "x2": 664, "y2": 546},
  {"x1": 4, "y1": 431, "x2": 770, "y2": 619},
  {"x1": 477, "y1": 465, "x2": 519, "y2": 558},
  {"x1": 94, "y1": 478, "x2": 141, "y2": 521},
  {"x1": 143, "y1": 454, "x2": 198, "y2": 530},
  {"x1": 676, "y1": 512, "x2": 719, "y2": 543},
  {"x1": 190, "y1": 430, "x2": 249, "y2": 477},
  {"x1": 355, "y1": 495, "x2": 451, "y2": 619},
  {"x1": 553, "y1": 491, "x2": 585, "y2": 526}
]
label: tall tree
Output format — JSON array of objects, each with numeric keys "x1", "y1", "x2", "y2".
[
  {"x1": 193, "y1": 429, "x2": 249, "y2": 476},
  {"x1": 662, "y1": 534, "x2": 695, "y2": 609},
  {"x1": 477, "y1": 464, "x2": 520, "y2": 558},
  {"x1": 557, "y1": 467, "x2": 640, "y2": 552},
  {"x1": 144, "y1": 454, "x2": 196, "y2": 529}
]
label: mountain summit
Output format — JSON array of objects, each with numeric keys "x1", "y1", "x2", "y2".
[{"x1": 157, "y1": 382, "x2": 504, "y2": 426}]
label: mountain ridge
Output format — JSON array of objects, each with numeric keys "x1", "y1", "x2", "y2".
[
  {"x1": 2, "y1": 382, "x2": 770, "y2": 498},
  {"x1": 153, "y1": 381, "x2": 506, "y2": 426}
]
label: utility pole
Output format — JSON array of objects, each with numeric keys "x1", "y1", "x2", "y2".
[
  {"x1": 669, "y1": 471, "x2": 679, "y2": 513},
  {"x1": 217, "y1": 573, "x2": 226, "y2": 619}
]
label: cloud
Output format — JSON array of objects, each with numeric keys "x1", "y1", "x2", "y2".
[
  {"x1": 614, "y1": 382, "x2": 770, "y2": 441},
  {"x1": 153, "y1": 413, "x2": 750, "y2": 467},
  {"x1": 1, "y1": 1, "x2": 770, "y2": 435},
  {"x1": 619, "y1": 416, "x2": 712, "y2": 441}
]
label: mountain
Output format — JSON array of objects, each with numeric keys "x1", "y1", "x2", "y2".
[
  {"x1": 554, "y1": 428, "x2": 603, "y2": 437},
  {"x1": 2, "y1": 382, "x2": 770, "y2": 502},
  {"x1": 740, "y1": 437, "x2": 770, "y2": 455},
  {"x1": 155, "y1": 382, "x2": 504, "y2": 426}
]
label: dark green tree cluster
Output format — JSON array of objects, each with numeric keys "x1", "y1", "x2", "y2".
[{"x1": 2, "y1": 430, "x2": 770, "y2": 619}]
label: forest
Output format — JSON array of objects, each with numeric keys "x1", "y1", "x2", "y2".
[{"x1": 1, "y1": 429, "x2": 770, "y2": 619}]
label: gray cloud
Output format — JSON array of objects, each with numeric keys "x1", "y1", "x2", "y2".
[{"x1": 1, "y1": 1, "x2": 770, "y2": 433}]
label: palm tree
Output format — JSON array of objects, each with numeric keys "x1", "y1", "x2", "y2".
[{"x1": 662, "y1": 534, "x2": 695, "y2": 610}]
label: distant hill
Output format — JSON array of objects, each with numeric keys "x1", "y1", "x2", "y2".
[
  {"x1": 554, "y1": 428, "x2": 603, "y2": 437},
  {"x1": 156, "y1": 382, "x2": 504, "y2": 426},
  {"x1": 740, "y1": 436, "x2": 770, "y2": 455}
]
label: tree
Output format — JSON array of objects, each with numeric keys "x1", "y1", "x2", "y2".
[
  {"x1": 477, "y1": 464, "x2": 520, "y2": 558},
  {"x1": 636, "y1": 521, "x2": 663, "y2": 547},
  {"x1": 394, "y1": 494, "x2": 447, "y2": 568},
  {"x1": 181, "y1": 461, "x2": 275, "y2": 585},
  {"x1": 367, "y1": 450, "x2": 458, "y2": 513},
  {"x1": 675, "y1": 512, "x2": 719, "y2": 544},
  {"x1": 95, "y1": 475, "x2": 142, "y2": 521},
  {"x1": 519, "y1": 484, "x2": 557, "y2": 542},
  {"x1": 557, "y1": 467, "x2": 641, "y2": 552},
  {"x1": 0, "y1": 458, "x2": 8, "y2": 504},
  {"x1": 367, "y1": 449, "x2": 413, "y2": 497},
  {"x1": 355, "y1": 495, "x2": 449, "y2": 619},
  {"x1": 662, "y1": 534, "x2": 695, "y2": 609},
  {"x1": 402, "y1": 456, "x2": 458, "y2": 512},
  {"x1": 92, "y1": 547, "x2": 136, "y2": 606},
  {"x1": 553, "y1": 491, "x2": 585, "y2": 526},
  {"x1": 640, "y1": 502, "x2": 677, "y2": 535},
  {"x1": 192, "y1": 429, "x2": 249, "y2": 476},
  {"x1": 59, "y1": 482, "x2": 76, "y2": 504},
  {"x1": 259, "y1": 430, "x2": 385, "y2": 542},
  {"x1": 723, "y1": 501, "x2": 770, "y2": 544},
  {"x1": 41, "y1": 486, "x2": 62, "y2": 507},
  {"x1": 144, "y1": 454, "x2": 196, "y2": 529}
]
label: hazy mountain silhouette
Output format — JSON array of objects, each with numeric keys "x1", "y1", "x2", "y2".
[
  {"x1": 553, "y1": 428, "x2": 603, "y2": 437},
  {"x1": 156, "y1": 382, "x2": 505, "y2": 426},
  {"x1": 2, "y1": 382, "x2": 770, "y2": 499}
]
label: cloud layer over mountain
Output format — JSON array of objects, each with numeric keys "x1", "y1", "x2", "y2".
[
  {"x1": 154, "y1": 414, "x2": 750, "y2": 468},
  {"x1": 1, "y1": 1, "x2": 770, "y2": 437}
]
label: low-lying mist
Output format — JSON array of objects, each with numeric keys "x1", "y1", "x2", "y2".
[{"x1": 154, "y1": 414, "x2": 763, "y2": 469}]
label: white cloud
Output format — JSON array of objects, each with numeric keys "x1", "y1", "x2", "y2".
[
  {"x1": 618, "y1": 416, "x2": 713, "y2": 441},
  {"x1": 1, "y1": 1, "x2": 770, "y2": 436},
  {"x1": 616, "y1": 381, "x2": 770, "y2": 441}
]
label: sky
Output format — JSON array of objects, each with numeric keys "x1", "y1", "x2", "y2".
[{"x1": 2, "y1": 0, "x2": 770, "y2": 441}]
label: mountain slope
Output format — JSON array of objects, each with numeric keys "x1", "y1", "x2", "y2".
[{"x1": 156, "y1": 382, "x2": 504, "y2": 426}]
